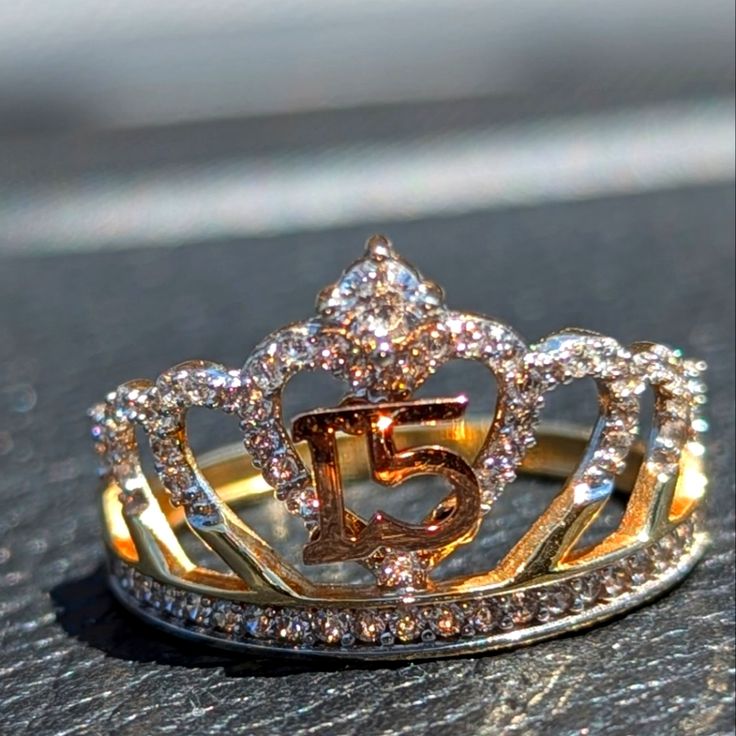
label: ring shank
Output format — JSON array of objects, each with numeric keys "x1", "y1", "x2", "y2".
[{"x1": 102, "y1": 418, "x2": 706, "y2": 659}]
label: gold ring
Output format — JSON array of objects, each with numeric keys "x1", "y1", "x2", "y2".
[{"x1": 91, "y1": 235, "x2": 708, "y2": 659}]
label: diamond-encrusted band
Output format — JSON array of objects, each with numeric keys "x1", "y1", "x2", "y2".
[
  {"x1": 108, "y1": 510, "x2": 703, "y2": 659},
  {"x1": 93, "y1": 235, "x2": 709, "y2": 659}
]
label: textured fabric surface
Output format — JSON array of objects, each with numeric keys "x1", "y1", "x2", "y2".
[{"x1": 0, "y1": 184, "x2": 734, "y2": 735}]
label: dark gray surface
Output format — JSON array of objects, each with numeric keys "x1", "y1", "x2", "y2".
[{"x1": 0, "y1": 184, "x2": 734, "y2": 735}]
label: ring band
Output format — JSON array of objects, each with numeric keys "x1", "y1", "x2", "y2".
[
  {"x1": 91, "y1": 235, "x2": 709, "y2": 659},
  {"x1": 103, "y1": 420, "x2": 705, "y2": 659}
]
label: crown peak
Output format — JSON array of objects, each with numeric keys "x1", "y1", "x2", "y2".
[{"x1": 364, "y1": 234, "x2": 395, "y2": 259}]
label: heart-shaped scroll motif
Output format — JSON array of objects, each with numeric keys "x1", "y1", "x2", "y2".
[
  {"x1": 492, "y1": 332, "x2": 705, "y2": 580},
  {"x1": 238, "y1": 240, "x2": 545, "y2": 586},
  {"x1": 103, "y1": 363, "x2": 335, "y2": 600},
  {"x1": 240, "y1": 313, "x2": 537, "y2": 585},
  {"x1": 498, "y1": 330, "x2": 642, "y2": 579}
]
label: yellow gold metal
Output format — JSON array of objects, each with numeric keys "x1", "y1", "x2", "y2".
[{"x1": 102, "y1": 420, "x2": 705, "y2": 606}]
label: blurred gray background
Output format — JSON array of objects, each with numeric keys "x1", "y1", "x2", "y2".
[{"x1": 0, "y1": 0, "x2": 733, "y2": 254}]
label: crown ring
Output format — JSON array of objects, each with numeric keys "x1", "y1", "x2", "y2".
[{"x1": 92, "y1": 235, "x2": 709, "y2": 659}]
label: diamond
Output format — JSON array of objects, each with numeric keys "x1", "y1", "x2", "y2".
[
  {"x1": 318, "y1": 243, "x2": 445, "y2": 345},
  {"x1": 243, "y1": 425, "x2": 283, "y2": 456},
  {"x1": 209, "y1": 601, "x2": 242, "y2": 635},
  {"x1": 157, "y1": 361, "x2": 233, "y2": 409},
  {"x1": 245, "y1": 607, "x2": 277, "y2": 639},
  {"x1": 315, "y1": 610, "x2": 349, "y2": 645},
  {"x1": 573, "y1": 574, "x2": 602, "y2": 605},
  {"x1": 546, "y1": 584, "x2": 574, "y2": 617},
  {"x1": 239, "y1": 387, "x2": 274, "y2": 426},
  {"x1": 674, "y1": 519, "x2": 693, "y2": 547},
  {"x1": 652, "y1": 535, "x2": 675, "y2": 571},
  {"x1": 265, "y1": 451, "x2": 305, "y2": 491},
  {"x1": 285, "y1": 486, "x2": 320, "y2": 521},
  {"x1": 510, "y1": 591, "x2": 537, "y2": 625},
  {"x1": 470, "y1": 602, "x2": 495, "y2": 634},
  {"x1": 428, "y1": 605, "x2": 463, "y2": 638},
  {"x1": 164, "y1": 590, "x2": 185, "y2": 619},
  {"x1": 277, "y1": 610, "x2": 312, "y2": 644},
  {"x1": 373, "y1": 551, "x2": 426, "y2": 589},
  {"x1": 183, "y1": 593, "x2": 202, "y2": 623},
  {"x1": 626, "y1": 550, "x2": 653, "y2": 587},
  {"x1": 354, "y1": 610, "x2": 386, "y2": 643},
  {"x1": 389, "y1": 610, "x2": 421, "y2": 642},
  {"x1": 600, "y1": 565, "x2": 628, "y2": 599}
]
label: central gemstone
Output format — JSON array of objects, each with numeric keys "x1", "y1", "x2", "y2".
[{"x1": 322, "y1": 255, "x2": 443, "y2": 344}]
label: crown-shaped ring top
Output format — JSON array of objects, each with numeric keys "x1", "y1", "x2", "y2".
[{"x1": 94, "y1": 235, "x2": 708, "y2": 659}]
